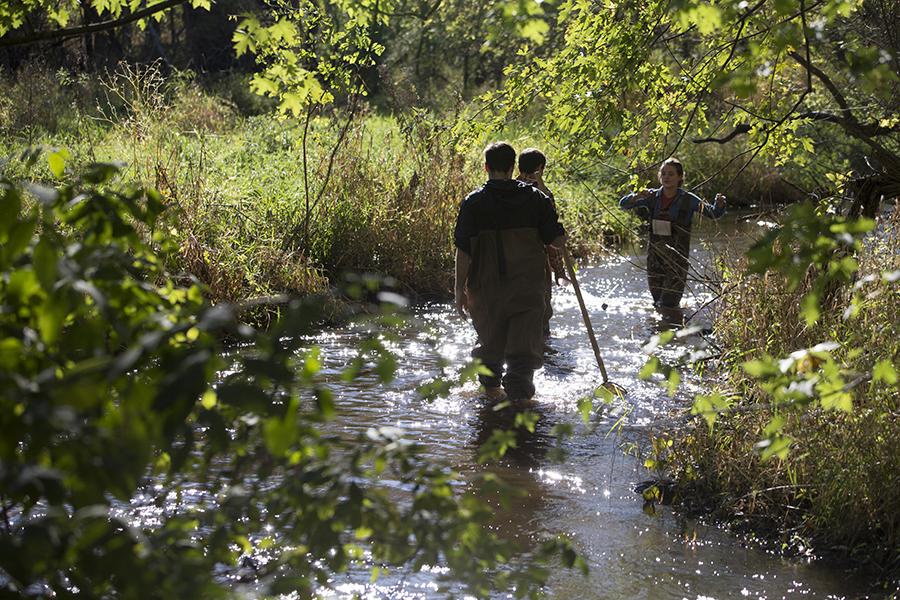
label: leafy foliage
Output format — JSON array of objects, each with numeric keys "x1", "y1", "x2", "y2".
[
  {"x1": 463, "y1": 0, "x2": 899, "y2": 196},
  {"x1": 0, "y1": 0, "x2": 213, "y2": 37},
  {"x1": 746, "y1": 202, "x2": 874, "y2": 324},
  {"x1": 233, "y1": 1, "x2": 383, "y2": 118},
  {"x1": 0, "y1": 155, "x2": 577, "y2": 598},
  {"x1": 641, "y1": 207, "x2": 893, "y2": 457},
  {"x1": 640, "y1": 207, "x2": 899, "y2": 578}
]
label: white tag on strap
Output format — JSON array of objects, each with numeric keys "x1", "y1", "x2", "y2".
[{"x1": 652, "y1": 219, "x2": 672, "y2": 236}]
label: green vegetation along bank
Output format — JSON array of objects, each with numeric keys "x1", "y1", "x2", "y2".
[
  {"x1": 645, "y1": 206, "x2": 900, "y2": 591},
  {"x1": 0, "y1": 63, "x2": 632, "y2": 320}
]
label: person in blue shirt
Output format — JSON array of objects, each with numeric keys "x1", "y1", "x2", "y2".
[{"x1": 619, "y1": 158, "x2": 726, "y2": 310}]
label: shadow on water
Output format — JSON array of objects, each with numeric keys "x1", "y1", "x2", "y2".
[
  {"x1": 471, "y1": 401, "x2": 551, "y2": 471},
  {"x1": 541, "y1": 338, "x2": 581, "y2": 377},
  {"x1": 468, "y1": 400, "x2": 553, "y2": 545}
]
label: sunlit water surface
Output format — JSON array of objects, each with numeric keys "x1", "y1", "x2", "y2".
[{"x1": 156, "y1": 213, "x2": 877, "y2": 599}]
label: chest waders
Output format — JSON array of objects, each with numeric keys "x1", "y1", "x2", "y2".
[
  {"x1": 647, "y1": 197, "x2": 692, "y2": 308},
  {"x1": 465, "y1": 193, "x2": 547, "y2": 401}
]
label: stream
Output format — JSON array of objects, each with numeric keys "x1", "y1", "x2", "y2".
[{"x1": 292, "y1": 212, "x2": 873, "y2": 599}]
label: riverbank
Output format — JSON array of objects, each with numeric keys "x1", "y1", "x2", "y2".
[
  {"x1": 0, "y1": 64, "x2": 632, "y2": 324},
  {"x1": 661, "y1": 206, "x2": 900, "y2": 593}
]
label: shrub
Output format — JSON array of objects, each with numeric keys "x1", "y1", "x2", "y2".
[
  {"x1": 662, "y1": 205, "x2": 900, "y2": 582},
  {"x1": 0, "y1": 155, "x2": 581, "y2": 598}
]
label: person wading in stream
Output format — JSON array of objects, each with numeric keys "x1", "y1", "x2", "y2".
[
  {"x1": 619, "y1": 157, "x2": 727, "y2": 311},
  {"x1": 454, "y1": 142, "x2": 567, "y2": 404},
  {"x1": 516, "y1": 148, "x2": 569, "y2": 338}
]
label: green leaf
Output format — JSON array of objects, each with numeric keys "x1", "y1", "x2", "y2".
[
  {"x1": 7, "y1": 268, "x2": 41, "y2": 304},
  {"x1": 374, "y1": 353, "x2": 397, "y2": 383},
  {"x1": 201, "y1": 389, "x2": 218, "y2": 410},
  {"x1": 639, "y1": 356, "x2": 661, "y2": 380},
  {"x1": 519, "y1": 18, "x2": 549, "y2": 44},
  {"x1": 762, "y1": 415, "x2": 785, "y2": 437},
  {"x1": 38, "y1": 294, "x2": 69, "y2": 346},
  {"x1": 577, "y1": 397, "x2": 593, "y2": 424},
  {"x1": 4, "y1": 215, "x2": 37, "y2": 263},
  {"x1": 820, "y1": 390, "x2": 852, "y2": 413},
  {"x1": 800, "y1": 292, "x2": 820, "y2": 326},
  {"x1": 743, "y1": 358, "x2": 779, "y2": 378},
  {"x1": 679, "y1": 4, "x2": 722, "y2": 35},
  {"x1": 514, "y1": 410, "x2": 540, "y2": 433},
  {"x1": 757, "y1": 435, "x2": 792, "y2": 461},
  {"x1": 666, "y1": 369, "x2": 681, "y2": 397},
  {"x1": 691, "y1": 393, "x2": 731, "y2": 431},
  {"x1": 0, "y1": 338, "x2": 23, "y2": 370},
  {"x1": 872, "y1": 360, "x2": 898, "y2": 385},
  {"x1": 0, "y1": 185, "x2": 22, "y2": 233},
  {"x1": 250, "y1": 74, "x2": 279, "y2": 97},
  {"x1": 302, "y1": 347, "x2": 322, "y2": 379},
  {"x1": 48, "y1": 148, "x2": 71, "y2": 179},
  {"x1": 32, "y1": 239, "x2": 58, "y2": 292},
  {"x1": 263, "y1": 412, "x2": 298, "y2": 457}
]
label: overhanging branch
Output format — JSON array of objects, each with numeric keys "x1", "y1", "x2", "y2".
[
  {"x1": 0, "y1": 0, "x2": 189, "y2": 48},
  {"x1": 796, "y1": 111, "x2": 900, "y2": 136},
  {"x1": 788, "y1": 50, "x2": 851, "y2": 114},
  {"x1": 693, "y1": 123, "x2": 751, "y2": 144},
  {"x1": 790, "y1": 49, "x2": 900, "y2": 171}
]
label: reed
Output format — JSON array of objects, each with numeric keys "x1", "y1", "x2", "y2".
[
  {"x1": 668, "y1": 207, "x2": 900, "y2": 582},
  {"x1": 1, "y1": 62, "x2": 629, "y2": 311}
]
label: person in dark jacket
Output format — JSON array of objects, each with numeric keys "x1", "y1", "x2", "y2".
[
  {"x1": 620, "y1": 158, "x2": 726, "y2": 310},
  {"x1": 454, "y1": 142, "x2": 566, "y2": 403}
]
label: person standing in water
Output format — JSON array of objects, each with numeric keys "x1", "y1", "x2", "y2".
[
  {"x1": 516, "y1": 148, "x2": 568, "y2": 338},
  {"x1": 619, "y1": 158, "x2": 726, "y2": 310},
  {"x1": 454, "y1": 142, "x2": 566, "y2": 404}
]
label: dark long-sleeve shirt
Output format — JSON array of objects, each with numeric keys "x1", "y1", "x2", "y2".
[{"x1": 454, "y1": 179, "x2": 565, "y2": 255}]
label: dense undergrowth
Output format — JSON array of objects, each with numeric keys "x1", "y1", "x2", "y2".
[
  {"x1": 0, "y1": 63, "x2": 631, "y2": 314},
  {"x1": 662, "y1": 207, "x2": 900, "y2": 588}
]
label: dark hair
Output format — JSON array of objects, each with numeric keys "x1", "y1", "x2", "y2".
[
  {"x1": 518, "y1": 148, "x2": 546, "y2": 175},
  {"x1": 659, "y1": 157, "x2": 685, "y2": 184},
  {"x1": 484, "y1": 141, "x2": 516, "y2": 173}
]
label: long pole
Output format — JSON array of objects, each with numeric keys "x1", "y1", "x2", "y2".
[{"x1": 563, "y1": 248, "x2": 610, "y2": 383}]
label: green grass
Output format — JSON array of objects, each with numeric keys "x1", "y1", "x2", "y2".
[{"x1": 0, "y1": 63, "x2": 630, "y2": 310}]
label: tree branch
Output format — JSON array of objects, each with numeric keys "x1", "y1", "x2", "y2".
[
  {"x1": 666, "y1": 0, "x2": 764, "y2": 155},
  {"x1": 693, "y1": 123, "x2": 752, "y2": 144},
  {"x1": 795, "y1": 111, "x2": 900, "y2": 136},
  {"x1": 788, "y1": 50, "x2": 850, "y2": 114},
  {"x1": 0, "y1": 0, "x2": 189, "y2": 48},
  {"x1": 790, "y1": 48, "x2": 900, "y2": 171}
]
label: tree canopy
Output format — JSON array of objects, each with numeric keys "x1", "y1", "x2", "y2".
[{"x1": 474, "y1": 0, "x2": 899, "y2": 203}]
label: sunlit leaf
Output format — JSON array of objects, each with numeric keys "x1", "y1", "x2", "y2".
[{"x1": 872, "y1": 360, "x2": 898, "y2": 385}]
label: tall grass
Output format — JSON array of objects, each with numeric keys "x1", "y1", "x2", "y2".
[
  {"x1": 1, "y1": 62, "x2": 629, "y2": 311},
  {"x1": 668, "y1": 207, "x2": 900, "y2": 582}
]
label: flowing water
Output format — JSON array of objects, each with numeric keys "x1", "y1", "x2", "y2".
[{"x1": 293, "y1": 213, "x2": 873, "y2": 599}]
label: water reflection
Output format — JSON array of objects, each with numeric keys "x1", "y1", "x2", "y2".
[
  {"x1": 466, "y1": 400, "x2": 553, "y2": 548},
  {"x1": 241, "y1": 213, "x2": 874, "y2": 598}
]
